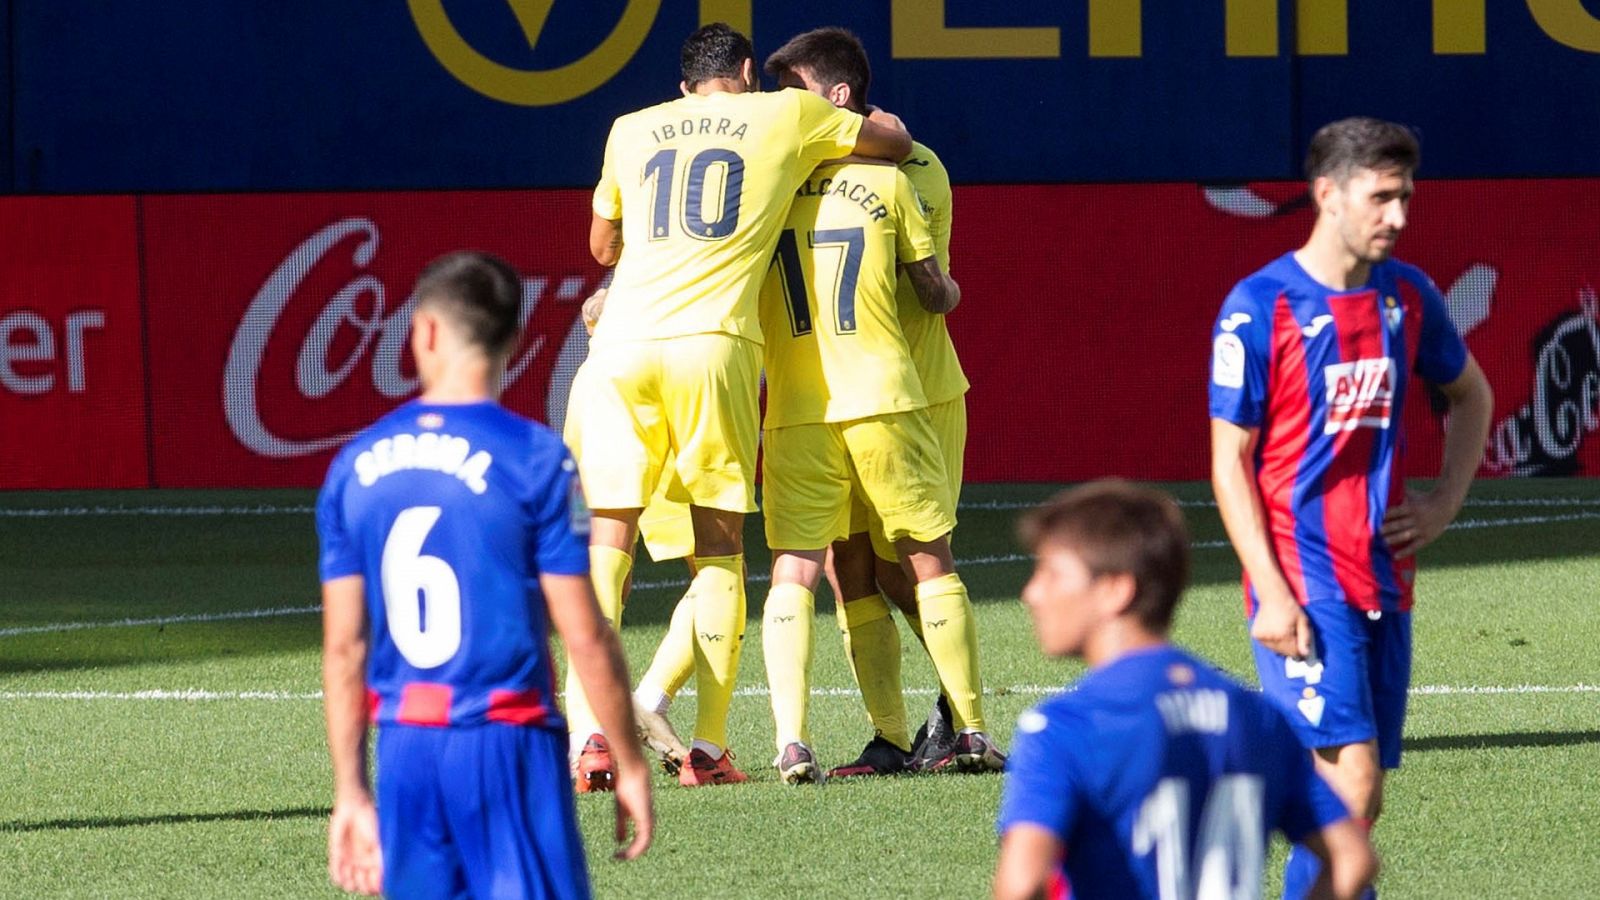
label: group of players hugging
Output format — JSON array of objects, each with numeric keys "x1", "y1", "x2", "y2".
[{"x1": 315, "y1": 20, "x2": 1494, "y2": 900}]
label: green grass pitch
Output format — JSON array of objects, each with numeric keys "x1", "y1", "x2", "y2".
[{"x1": 2, "y1": 480, "x2": 1598, "y2": 897}]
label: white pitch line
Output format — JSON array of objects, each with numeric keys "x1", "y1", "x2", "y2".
[
  {"x1": 6, "y1": 496, "x2": 1599, "y2": 518},
  {"x1": 2, "y1": 510, "x2": 1589, "y2": 639},
  {"x1": 0, "y1": 605, "x2": 320, "y2": 638},
  {"x1": 4, "y1": 684, "x2": 1598, "y2": 703}
]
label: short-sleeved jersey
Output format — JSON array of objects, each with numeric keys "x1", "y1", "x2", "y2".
[
  {"x1": 894, "y1": 141, "x2": 970, "y2": 405},
  {"x1": 998, "y1": 646, "x2": 1349, "y2": 900},
  {"x1": 760, "y1": 161, "x2": 936, "y2": 427},
  {"x1": 1208, "y1": 253, "x2": 1468, "y2": 614},
  {"x1": 317, "y1": 400, "x2": 590, "y2": 730},
  {"x1": 591, "y1": 89, "x2": 864, "y2": 346}
]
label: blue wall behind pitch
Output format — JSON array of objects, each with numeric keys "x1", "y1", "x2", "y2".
[{"x1": 9, "y1": 1, "x2": 1599, "y2": 193}]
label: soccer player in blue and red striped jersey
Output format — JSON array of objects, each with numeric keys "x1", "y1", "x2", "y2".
[
  {"x1": 318, "y1": 252, "x2": 652, "y2": 898},
  {"x1": 1209, "y1": 118, "x2": 1493, "y2": 897},
  {"x1": 995, "y1": 482, "x2": 1376, "y2": 900}
]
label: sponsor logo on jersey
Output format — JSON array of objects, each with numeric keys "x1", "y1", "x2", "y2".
[
  {"x1": 1301, "y1": 314, "x2": 1334, "y2": 338},
  {"x1": 1323, "y1": 357, "x2": 1395, "y2": 434}
]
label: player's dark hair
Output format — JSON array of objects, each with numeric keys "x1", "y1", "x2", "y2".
[
  {"x1": 1019, "y1": 480, "x2": 1190, "y2": 633},
  {"x1": 764, "y1": 27, "x2": 871, "y2": 113},
  {"x1": 681, "y1": 23, "x2": 755, "y2": 90},
  {"x1": 413, "y1": 251, "x2": 522, "y2": 357},
  {"x1": 1304, "y1": 117, "x2": 1420, "y2": 185}
]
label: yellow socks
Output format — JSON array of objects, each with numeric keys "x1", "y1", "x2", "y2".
[
  {"x1": 762, "y1": 583, "x2": 815, "y2": 751},
  {"x1": 837, "y1": 593, "x2": 911, "y2": 752},
  {"x1": 916, "y1": 573, "x2": 984, "y2": 732},
  {"x1": 689, "y1": 555, "x2": 745, "y2": 754},
  {"x1": 635, "y1": 591, "x2": 696, "y2": 711},
  {"x1": 565, "y1": 544, "x2": 632, "y2": 756}
]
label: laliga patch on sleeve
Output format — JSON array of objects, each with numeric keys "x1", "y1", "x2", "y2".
[
  {"x1": 568, "y1": 476, "x2": 592, "y2": 536},
  {"x1": 1212, "y1": 333, "x2": 1246, "y2": 389}
]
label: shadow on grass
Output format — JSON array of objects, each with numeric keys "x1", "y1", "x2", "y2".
[
  {"x1": 1405, "y1": 730, "x2": 1600, "y2": 753},
  {"x1": 0, "y1": 805, "x2": 331, "y2": 834}
]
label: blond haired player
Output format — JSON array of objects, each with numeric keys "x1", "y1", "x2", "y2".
[
  {"x1": 764, "y1": 28, "x2": 997, "y2": 777},
  {"x1": 582, "y1": 23, "x2": 911, "y2": 787}
]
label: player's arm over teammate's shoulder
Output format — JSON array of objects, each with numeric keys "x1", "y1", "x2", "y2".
[
  {"x1": 892, "y1": 168, "x2": 959, "y2": 314},
  {"x1": 790, "y1": 87, "x2": 911, "y2": 164}
]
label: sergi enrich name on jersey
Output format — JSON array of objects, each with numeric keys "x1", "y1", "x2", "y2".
[
  {"x1": 795, "y1": 175, "x2": 890, "y2": 221},
  {"x1": 354, "y1": 433, "x2": 493, "y2": 495}
]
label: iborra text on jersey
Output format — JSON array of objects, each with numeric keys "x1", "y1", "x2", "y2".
[
  {"x1": 796, "y1": 175, "x2": 891, "y2": 221},
  {"x1": 651, "y1": 118, "x2": 750, "y2": 143}
]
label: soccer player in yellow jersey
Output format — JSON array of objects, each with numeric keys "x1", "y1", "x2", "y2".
[
  {"x1": 755, "y1": 150, "x2": 957, "y2": 781},
  {"x1": 764, "y1": 29, "x2": 1000, "y2": 777},
  {"x1": 582, "y1": 23, "x2": 912, "y2": 787},
  {"x1": 559, "y1": 287, "x2": 692, "y2": 788}
]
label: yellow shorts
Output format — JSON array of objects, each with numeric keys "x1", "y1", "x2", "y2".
[
  {"x1": 572, "y1": 334, "x2": 760, "y2": 514},
  {"x1": 563, "y1": 362, "x2": 694, "y2": 562},
  {"x1": 849, "y1": 396, "x2": 967, "y2": 560},
  {"x1": 763, "y1": 409, "x2": 955, "y2": 552}
]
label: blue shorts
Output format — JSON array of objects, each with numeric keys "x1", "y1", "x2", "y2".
[
  {"x1": 1251, "y1": 602, "x2": 1411, "y2": 769},
  {"x1": 376, "y1": 724, "x2": 591, "y2": 900}
]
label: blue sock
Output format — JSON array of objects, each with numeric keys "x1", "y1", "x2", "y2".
[{"x1": 1282, "y1": 842, "x2": 1321, "y2": 900}]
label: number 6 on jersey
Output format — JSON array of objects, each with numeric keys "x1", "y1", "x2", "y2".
[{"x1": 380, "y1": 506, "x2": 462, "y2": 669}]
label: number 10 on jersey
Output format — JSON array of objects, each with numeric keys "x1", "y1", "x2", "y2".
[{"x1": 643, "y1": 148, "x2": 746, "y2": 241}]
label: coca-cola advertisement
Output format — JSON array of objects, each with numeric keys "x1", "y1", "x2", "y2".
[
  {"x1": 0, "y1": 197, "x2": 148, "y2": 489},
  {"x1": 949, "y1": 180, "x2": 1600, "y2": 481},
  {"x1": 140, "y1": 192, "x2": 604, "y2": 487},
  {"x1": 5, "y1": 182, "x2": 1600, "y2": 489}
]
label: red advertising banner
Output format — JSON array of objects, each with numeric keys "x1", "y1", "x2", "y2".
[
  {"x1": 5, "y1": 182, "x2": 1598, "y2": 489},
  {"x1": 951, "y1": 181, "x2": 1600, "y2": 482},
  {"x1": 140, "y1": 192, "x2": 605, "y2": 487},
  {"x1": 0, "y1": 196, "x2": 147, "y2": 489}
]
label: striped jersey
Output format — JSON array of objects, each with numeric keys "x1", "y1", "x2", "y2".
[
  {"x1": 1208, "y1": 252, "x2": 1468, "y2": 613},
  {"x1": 316, "y1": 401, "x2": 590, "y2": 730}
]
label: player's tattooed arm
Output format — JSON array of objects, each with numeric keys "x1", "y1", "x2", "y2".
[
  {"x1": 903, "y1": 257, "x2": 960, "y2": 314},
  {"x1": 590, "y1": 214, "x2": 624, "y2": 267}
]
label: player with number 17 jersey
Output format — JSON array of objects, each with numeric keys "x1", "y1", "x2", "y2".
[
  {"x1": 317, "y1": 400, "x2": 589, "y2": 730},
  {"x1": 999, "y1": 646, "x2": 1349, "y2": 898}
]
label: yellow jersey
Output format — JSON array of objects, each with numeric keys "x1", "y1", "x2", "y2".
[
  {"x1": 591, "y1": 89, "x2": 863, "y2": 345},
  {"x1": 760, "y1": 161, "x2": 936, "y2": 428},
  {"x1": 895, "y1": 141, "x2": 969, "y2": 405}
]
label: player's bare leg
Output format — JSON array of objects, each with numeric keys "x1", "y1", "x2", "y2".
[
  {"x1": 678, "y1": 505, "x2": 750, "y2": 786},
  {"x1": 1315, "y1": 740, "x2": 1384, "y2": 821},
  {"x1": 1286, "y1": 739, "x2": 1384, "y2": 894},
  {"x1": 566, "y1": 508, "x2": 642, "y2": 792},
  {"x1": 898, "y1": 535, "x2": 1003, "y2": 773},
  {"x1": 763, "y1": 550, "x2": 826, "y2": 784}
]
